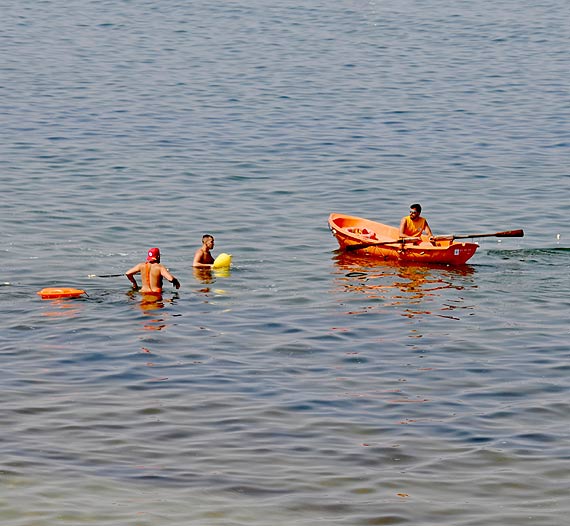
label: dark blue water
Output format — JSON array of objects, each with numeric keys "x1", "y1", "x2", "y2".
[{"x1": 1, "y1": 1, "x2": 568, "y2": 524}]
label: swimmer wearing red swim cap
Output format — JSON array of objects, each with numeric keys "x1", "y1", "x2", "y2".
[{"x1": 126, "y1": 247, "x2": 180, "y2": 293}]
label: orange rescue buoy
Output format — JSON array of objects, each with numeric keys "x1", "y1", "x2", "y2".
[{"x1": 37, "y1": 287, "x2": 86, "y2": 299}]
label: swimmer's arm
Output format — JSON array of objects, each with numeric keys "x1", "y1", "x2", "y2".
[
  {"x1": 399, "y1": 217, "x2": 407, "y2": 238},
  {"x1": 125, "y1": 264, "x2": 141, "y2": 289},
  {"x1": 161, "y1": 266, "x2": 181, "y2": 289}
]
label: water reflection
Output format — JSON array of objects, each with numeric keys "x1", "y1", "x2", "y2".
[
  {"x1": 40, "y1": 298, "x2": 84, "y2": 318},
  {"x1": 332, "y1": 252, "x2": 476, "y2": 319},
  {"x1": 193, "y1": 267, "x2": 232, "y2": 284},
  {"x1": 127, "y1": 290, "x2": 179, "y2": 331},
  {"x1": 193, "y1": 267, "x2": 215, "y2": 285},
  {"x1": 138, "y1": 292, "x2": 166, "y2": 312},
  {"x1": 192, "y1": 267, "x2": 232, "y2": 297}
]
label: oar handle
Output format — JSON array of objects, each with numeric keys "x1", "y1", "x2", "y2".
[{"x1": 347, "y1": 237, "x2": 418, "y2": 251}]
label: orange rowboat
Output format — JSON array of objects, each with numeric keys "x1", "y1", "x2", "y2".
[
  {"x1": 37, "y1": 287, "x2": 86, "y2": 299},
  {"x1": 328, "y1": 213, "x2": 479, "y2": 265}
]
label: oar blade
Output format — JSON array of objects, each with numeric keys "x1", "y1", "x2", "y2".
[{"x1": 495, "y1": 229, "x2": 524, "y2": 237}]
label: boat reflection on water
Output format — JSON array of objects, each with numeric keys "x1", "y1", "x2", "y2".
[{"x1": 332, "y1": 251, "x2": 476, "y2": 320}]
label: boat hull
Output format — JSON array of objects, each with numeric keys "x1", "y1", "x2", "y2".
[{"x1": 329, "y1": 213, "x2": 478, "y2": 265}]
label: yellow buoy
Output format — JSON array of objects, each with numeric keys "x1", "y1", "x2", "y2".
[
  {"x1": 212, "y1": 253, "x2": 232, "y2": 269},
  {"x1": 213, "y1": 268, "x2": 230, "y2": 278}
]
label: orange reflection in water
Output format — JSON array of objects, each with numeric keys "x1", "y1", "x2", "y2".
[
  {"x1": 127, "y1": 290, "x2": 177, "y2": 331},
  {"x1": 139, "y1": 292, "x2": 165, "y2": 311},
  {"x1": 332, "y1": 252, "x2": 475, "y2": 319},
  {"x1": 41, "y1": 298, "x2": 83, "y2": 318}
]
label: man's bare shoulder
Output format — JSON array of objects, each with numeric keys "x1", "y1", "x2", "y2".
[{"x1": 126, "y1": 261, "x2": 144, "y2": 274}]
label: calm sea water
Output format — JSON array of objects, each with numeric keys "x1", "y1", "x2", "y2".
[{"x1": 1, "y1": 1, "x2": 569, "y2": 524}]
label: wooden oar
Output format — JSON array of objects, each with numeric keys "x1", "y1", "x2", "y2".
[
  {"x1": 346, "y1": 237, "x2": 418, "y2": 251},
  {"x1": 433, "y1": 229, "x2": 524, "y2": 241}
]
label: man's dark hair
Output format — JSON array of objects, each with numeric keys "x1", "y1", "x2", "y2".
[{"x1": 410, "y1": 203, "x2": 422, "y2": 214}]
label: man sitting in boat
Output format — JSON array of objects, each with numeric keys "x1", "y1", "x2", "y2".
[{"x1": 399, "y1": 203, "x2": 433, "y2": 242}]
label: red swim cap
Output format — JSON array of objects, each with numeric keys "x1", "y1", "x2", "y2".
[{"x1": 147, "y1": 247, "x2": 160, "y2": 261}]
